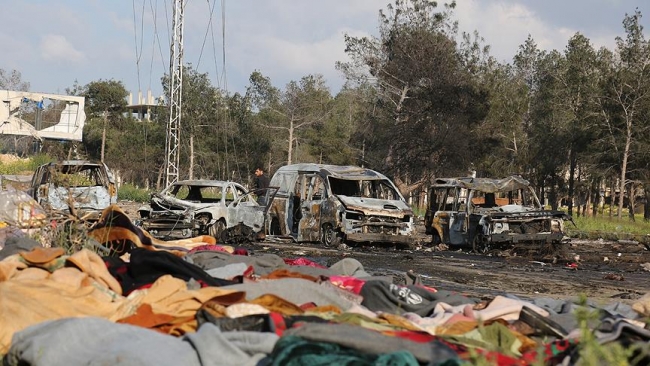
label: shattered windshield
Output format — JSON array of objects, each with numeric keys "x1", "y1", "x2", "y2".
[
  {"x1": 50, "y1": 166, "x2": 108, "y2": 187},
  {"x1": 471, "y1": 187, "x2": 539, "y2": 208},
  {"x1": 168, "y1": 184, "x2": 224, "y2": 203},
  {"x1": 328, "y1": 177, "x2": 399, "y2": 200}
]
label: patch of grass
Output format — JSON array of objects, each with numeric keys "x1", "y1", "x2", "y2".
[
  {"x1": 0, "y1": 154, "x2": 53, "y2": 175},
  {"x1": 118, "y1": 183, "x2": 152, "y2": 203},
  {"x1": 568, "y1": 215, "x2": 650, "y2": 237}
]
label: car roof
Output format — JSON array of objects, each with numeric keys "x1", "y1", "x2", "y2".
[
  {"x1": 275, "y1": 163, "x2": 388, "y2": 180},
  {"x1": 171, "y1": 179, "x2": 240, "y2": 187},
  {"x1": 432, "y1": 175, "x2": 531, "y2": 193},
  {"x1": 41, "y1": 160, "x2": 104, "y2": 167}
]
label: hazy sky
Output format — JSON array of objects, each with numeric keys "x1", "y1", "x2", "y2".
[{"x1": 1, "y1": 0, "x2": 647, "y2": 101}]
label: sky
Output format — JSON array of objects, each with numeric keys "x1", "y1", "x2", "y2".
[{"x1": 1, "y1": 0, "x2": 648, "y2": 103}]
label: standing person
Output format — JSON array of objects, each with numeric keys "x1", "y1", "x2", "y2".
[{"x1": 253, "y1": 166, "x2": 270, "y2": 205}]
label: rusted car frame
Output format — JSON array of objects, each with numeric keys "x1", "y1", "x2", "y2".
[
  {"x1": 424, "y1": 175, "x2": 572, "y2": 253},
  {"x1": 27, "y1": 160, "x2": 117, "y2": 221},
  {"x1": 137, "y1": 179, "x2": 276, "y2": 242},
  {"x1": 268, "y1": 164, "x2": 415, "y2": 247}
]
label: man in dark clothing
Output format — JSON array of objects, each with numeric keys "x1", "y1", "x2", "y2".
[{"x1": 253, "y1": 166, "x2": 270, "y2": 205}]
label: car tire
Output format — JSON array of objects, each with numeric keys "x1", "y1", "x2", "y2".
[
  {"x1": 209, "y1": 220, "x2": 226, "y2": 241},
  {"x1": 321, "y1": 224, "x2": 342, "y2": 247},
  {"x1": 472, "y1": 232, "x2": 489, "y2": 254}
]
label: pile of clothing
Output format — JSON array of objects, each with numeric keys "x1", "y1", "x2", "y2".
[{"x1": 1, "y1": 206, "x2": 649, "y2": 365}]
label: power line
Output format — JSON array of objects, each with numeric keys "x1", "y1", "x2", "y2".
[
  {"x1": 132, "y1": 0, "x2": 146, "y2": 93},
  {"x1": 196, "y1": 0, "x2": 218, "y2": 70}
]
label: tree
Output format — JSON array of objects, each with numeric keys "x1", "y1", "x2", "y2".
[
  {"x1": 248, "y1": 72, "x2": 332, "y2": 166},
  {"x1": 83, "y1": 80, "x2": 129, "y2": 162},
  {"x1": 338, "y1": 0, "x2": 488, "y2": 195},
  {"x1": 0, "y1": 69, "x2": 29, "y2": 91},
  {"x1": 548, "y1": 33, "x2": 601, "y2": 216},
  {"x1": 599, "y1": 10, "x2": 650, "y2": 219}
]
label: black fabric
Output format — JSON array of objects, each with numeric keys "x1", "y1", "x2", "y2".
[
  {"x1": 104, "y1": 248, "x2": 238, "y2": 294},
  {"x1": 197, "y1": 312, "x2": 275, "y2": 333},
  {"x1": 196, "y1": 310, "x2": 329, "y2": 333},
  {"x1": 359, "y1": 280, "x2": 475, "y2": 316}
]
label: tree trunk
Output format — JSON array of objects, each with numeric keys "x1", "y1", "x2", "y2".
[
  {"x1": 591, "y1": 179, "x2": 599, "y2": 217},
  {"x1": 567, "y1": 148, "x2": 576, "y2": 216},
  {"x1": 609, "y1": 178, "x2": 615, "y2": 218},
  {"x1": 101, "y1": 115, "x2": 107, "y2": 163},
  {"x1": 628, "y1": 182, "x2": 636, "y2": 221},
  {"x1": 618, "y1": 125, "x2": 632, "y2": 219},
  {"x1": 189, "y1": 133, "x2": 194, "y2": 180},
  {"x1": 644, "y1": 182, "x2": 650, "y2": 222},
  {"x1": 287, "y1": 122, "x2": 294, "y2": 165},
  {"x1": 549, "y1": 175, "x2": 558, "y2": 210}
]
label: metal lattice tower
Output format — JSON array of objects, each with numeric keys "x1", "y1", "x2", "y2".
[{"x1": 165, "y1": 0, "x2": 185, "y2": 187}]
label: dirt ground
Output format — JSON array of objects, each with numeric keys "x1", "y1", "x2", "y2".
[
  {"x1": 246, "y1": 236, "x2": 650, "y2": 306},
  {"x1": 118, "y1": 201, "x2": 650, "y2": 306}
]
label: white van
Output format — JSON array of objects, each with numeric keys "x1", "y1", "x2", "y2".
[{"x1": 267, "y1": 164, "x2": 415, "y2": 247}]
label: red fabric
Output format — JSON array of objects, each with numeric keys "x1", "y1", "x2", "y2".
[
  {"x1": 269, "y1": 312, "x2": 287, "y2": 336},
  {"x1": 299, "y1": 302, "x2": 318, "y2": 310},
  {"x1": 233, "y1": 248, "x2": 249, "y2": 255},
  {"x1": 381, "y1": 330, "x2": 437, "y2": 343},
  {"x1": 328, "y1": 275, "x2": 366, "y2": 294},
  {"x1": 188, "y1": 245, "x2": 232, "y2": 254},
  {"x1": 283, "y1": 257, "x2": 327, "y2": 268}
]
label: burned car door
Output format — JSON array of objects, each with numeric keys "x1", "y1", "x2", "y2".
[
  {"x1": 225, "y1": 187, "x2": 278, "y2": 233},
  {"x1": 448, "y1": 189, "x2": 469, "y2": 245},
  {"x1": 427, "y1": 185, "x2": 467, "y2": 246},
  {"x1": 297, "y1": 174, "x2": 325, "y2": 242}
]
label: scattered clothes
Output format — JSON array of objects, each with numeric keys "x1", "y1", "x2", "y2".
[
  {"x1": 0, "y1": 234, "x2": 39, "y2": 259},
  {"x1": 5, "y1": 317, "x2": 278, "y2": 366},
  {"x1": 89, "y1": 205, "x2": 215, "y2": 255},
  {"x1": 2, "y1": 221, "x2": 650, "y2": 365},
  {"x1": 359, "y1": 280, "x2": 476, "y2": 316},
  {"x1": 104, "y1": 248, "x2": 238, "y2": 295},
  {"x1": 268, "y1": 335, "x2": 421, "y2": 366}
]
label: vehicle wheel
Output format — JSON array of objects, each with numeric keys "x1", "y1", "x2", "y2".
[
  {"x1": 321, "y1": 224, "x2": 342, "y2": 247},
  {"x1": 209, "y1": 220, "x2": 226, "y2": 241},
  {"x1": 472, "y1": 233, "x2": 489, "y2": 254}
]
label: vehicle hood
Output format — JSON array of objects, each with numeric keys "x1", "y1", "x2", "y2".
[{"x1": 336, "y1": 195, "x2": 413, "y2": 217}]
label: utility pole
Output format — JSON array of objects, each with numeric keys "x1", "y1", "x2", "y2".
[{"x1": 165, "y1": 0, "x2": 185, "y2": 187}]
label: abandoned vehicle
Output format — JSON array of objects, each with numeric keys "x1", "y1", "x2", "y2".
[
  {"x1": 424, "y1": 175, "x2": 573, "y2": 253},
  {"x1": 27, "y1": 160, "x2": 117, "y2": 221},
  {"x1": 267, "y1": 164, "x2": 415, "y2": 247},
  {"x1": 137, "y1": 180, "x2": 276, "y2": 242}
]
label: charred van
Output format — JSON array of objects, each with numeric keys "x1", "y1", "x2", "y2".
[{"x1": 268, "y1": 164, "x2": 415, "y2": 247}]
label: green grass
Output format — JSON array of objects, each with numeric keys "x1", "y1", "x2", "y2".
[
  {"x1": 567, "y1": 214, "x2": 650, "y2": 243},
  {"x1": 118, "y1": 183, "x2": 152, "y2": 203},
  {"x1": 0, "y1": 154, "x2": 53, "y2": 174}
]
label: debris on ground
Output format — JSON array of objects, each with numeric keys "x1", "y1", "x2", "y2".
[{"x1": 0, "y1": 205, "x2": 649, "y2": 365}]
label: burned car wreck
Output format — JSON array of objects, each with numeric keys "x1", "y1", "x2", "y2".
[
  {"x1": 27, "y1": 160, "x2": 117, "y2": 222},
  {"x1": 268, "y1": 164, "x2": 415, "y2": 247},
  {"x1": 424, "y1": 175, "x2": 573, "y2": 253},
  {"x1": 137, "y1": 180, "x2": 276, "y2": 243}
]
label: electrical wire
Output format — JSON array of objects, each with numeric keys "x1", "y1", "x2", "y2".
[
  {"x1": 196, "y1": 0, "x2": 217, "y2": 70},
  {"x1": 132, "y1": 0, "x2": 145, "y2": 93}
]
